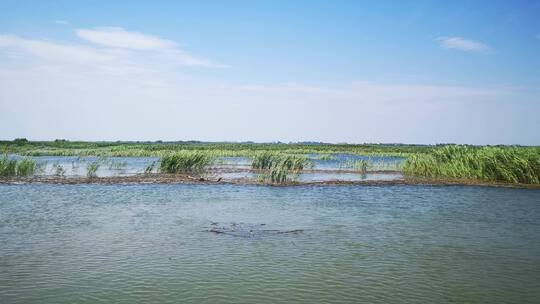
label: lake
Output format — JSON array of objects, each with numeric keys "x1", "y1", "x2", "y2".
[{"x1": 1, "y1": 184, "x2": 539, "y2": 303}]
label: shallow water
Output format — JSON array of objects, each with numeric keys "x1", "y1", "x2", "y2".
[
  {"x1": 18, "y1": 154, "x2": 404, "y2": 182},
  {"x1": 1, "y1": 184, "x2": 539, "y2": 303},
  {"x1": 17, "y1": 155, "x2": 160, "y2": 177}
]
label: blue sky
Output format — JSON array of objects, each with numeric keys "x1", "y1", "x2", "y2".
[{"x1": 1, "y1": 0, "x2": 539, "y2": 144}]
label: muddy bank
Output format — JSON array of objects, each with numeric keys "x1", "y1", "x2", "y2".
[{"x1": 1, "y1": 173, "x2": 539, "y2": 189}]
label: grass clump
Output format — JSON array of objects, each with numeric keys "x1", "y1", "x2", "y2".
[
  {"x1": 159, "y1": 151, "x2": 213, "y2": 174},
  {"x1": 252, "y1": 152, "x2": 310, "y2": 183},
  {"x1": 403, "y1": 145, "x2": 540, "y2": 184},
  {"x1": 341, "y1": 159, "x2": 369, "y2": 173},
  {"x1": 316, "y1": 154, "x2": 334, "y2": 160},
  {"x1": 0, "y1": 156, "x2": 17, "y2": 176},
  {"x1": 17, "y1": 158, "x2": 36, "y2": 176},
  {"x1": 86, "y1": 161, "x2": 100, "y2": 178},
  {"x1": 144, "y1": 161, "x2": 156, "y2": 174},
  {"x1": 0, "y1": 156, "x2": 36, "y2": 177},
  {"x1": 108, "y1": 160, "x2": 127, "y2": 170},
  {"x1": 341, "y1": 158, "x2": 403, "y2": 172},
  {"x1": 52, "y1": 163, "x2": 66, "y2": 177}
]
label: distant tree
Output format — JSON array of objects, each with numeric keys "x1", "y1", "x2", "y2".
[{"x1": 13, "y1": 138, "x2": 28, "y2": 145}]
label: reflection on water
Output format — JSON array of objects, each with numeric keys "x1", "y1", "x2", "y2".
[
  {"x1": 297, "y1": 172, "x2": 402, "y2": 182},
  {"x1": 1, "y1": 184, "x2": 539, "y2": 303}
]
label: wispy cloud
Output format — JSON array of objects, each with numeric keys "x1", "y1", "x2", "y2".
[
  {"x1": 76, "y1": 27, "x2": 175, "y2": 50},
  {"x1": 0, "y1": 34, "x2": 116, "y2": 63},
  {"x1": 54, "y1": 20, "x2": 69, "y2": 25},
  {"x1": 0, "y1": 27, "x2": 226, "y2": 68},
  {"x1": 76, "y1": 27, "x2": 227, "y2": 67},
  {"x1": 436, "y1": 37, "x2": 489, "y2": 52}
]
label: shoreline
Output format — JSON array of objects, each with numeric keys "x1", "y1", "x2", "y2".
[{"x1": 1, "y1": 174, "x2": 539, "y2": 189}]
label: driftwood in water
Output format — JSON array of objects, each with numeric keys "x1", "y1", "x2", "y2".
[{"x1": 205, "y1": 222, "x2": 303, "y2": 238}]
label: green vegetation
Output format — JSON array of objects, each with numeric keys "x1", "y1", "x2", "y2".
[
  {"x1": 316, "y1": 154, "x2": 334, "y2": 160},
  {"x1": 252, "y1": 152, "x2": 311, "y2": 183},
  {"x1": 403, "y1": 145, "x2": 540, "y2": 184},
  {"x1": 159, "y1": 151, "x2": 213, "y2": 174},
  {"x1": 0, "y1": 140, "x2": 429, "y2": 158},
  {"x1": 1, "y1": 140, "x2": 539, "y2": 185},
  {"x1": 340, "y1": 158, "x2": 403, "y2": 172},
  {"x1": 144, "y1": 161, "x2": 156, "y2": 174},
  {"x1": 12, "y1": 138, "x2": 28, "y2": 145},
  {"x1": 108, "y1": 160, "x2": 128, "y2": 170},
  {"x1": 0, "y1": 156, "x2": 36, "y2": 177},
  {"x1": 342, "y1": 159, "x2": 369, "y2": 173},
  {"x1": 86, "y1": 161, "x2": 100, "y2": 178},
  {"x1": 52, "y1": 163, "x2": 66, "y2": 177}
]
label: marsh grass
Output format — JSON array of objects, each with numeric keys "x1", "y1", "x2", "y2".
[
  {"x1": 341, "y1": 159, "x2": 369, "y2": 173},
  {"x1": 159, "y1": 151, "x2": 214, "y2": 174},
  {"x1": 340, "y1": 158, "x2": 404, "y2": 173},
  {"x1": 252, "y1": 152, "x2": 311, "y2": 183},
  {"x1": 316, "y1": 154, "x2": 335, "y2": 160},
  {"x1": 2, "y1": 140, "x2": 421, "y2": 158},
  {"x1": 0, "y1": 156, "x2": 36, "y2": 177},
  {"x1": 403, "y1": 145, "x2": 540, "y2": 184},
  {"x1": 52, "y1": 163, "x2": 66, "y2": 177},
  {"x1": 0, "y1": 156, "x2": 17, "y2": 176},
  {"x1": 86, "y1": 161, "x2": 100, "y2": 178},
  {"x1": 144, "y1": 161, "x2": 156, "y2": 174},
  {"x1": 108, "y1": 160, "x2": 128, "y2": 170}
]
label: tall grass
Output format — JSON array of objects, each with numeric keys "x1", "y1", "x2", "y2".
[
  {"x1": 144, "y1": 161, "x2": 156, "y2": 174},
  {"x1": 52, "y1": 163, "x2": 66, "y2": 177},
  {"x1": 0, "y1": 156, "x2": 36, "y2": 177},
  {"x1": 341, "y1": 159, "x2": 369, "y2": 173},
  {"x1": 403, "y1": 145, "x2": 540, "y2": 184},
  {"x1": 340, "y1": 158, "x2": 403, "y2": 172},
  {"x1": 252, "y1": 152, "x2": 311, "y2": 183},
  {"x1": 316, "y1": 154, "x2": 335, "y2": 160},
  {"x1": 17, "y1": 159, "x2": 36, "y2": 176},
  {"x1": 86, "y1": 161, "x2": 100, "y2": 178},
  {"x1": 159, "y1": 151, "x2": 214, "y2": 174}
]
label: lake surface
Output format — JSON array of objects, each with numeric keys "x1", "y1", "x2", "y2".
[{"x1": 1, "y1": 184, "x2": 539, "y2": 303}]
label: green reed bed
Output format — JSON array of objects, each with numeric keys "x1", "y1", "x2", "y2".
[
  {"x1": 159, "y1": 151, "x2": 214, "y2": 174},
  {"x1": 0, "y1": 156, "x2": 36, "y2": 177},
  {"x1": 252, "y1": 152, "x2": 311, "y2": 183},
  {"x1": 1, "y1": 140, "x2": 424, "y2": 158},
  {"x1": 403, "y1": 145, "x2": 540, "y2": 184}
]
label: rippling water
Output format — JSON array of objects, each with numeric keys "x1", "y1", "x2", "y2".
[{"x1": 1, "y1": 184, "x2": 539, "y2": 303}]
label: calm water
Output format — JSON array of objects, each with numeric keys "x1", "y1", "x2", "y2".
[{"x1": 1, "y1": 184, "x2": 539, "y2": 303}]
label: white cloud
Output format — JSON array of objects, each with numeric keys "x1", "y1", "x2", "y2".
[
  {"x1": 72, "y1": 27, "x2": 227, "y2": 67},
  {"x1": 436, "y1": 37, "x2": 489, "y2": 52},
  {"x1": 54, "y1": 20, "x2": 69, "y2": 25},
  {"x1": 0, "y1": 35, "x2": 116, "y2": 64},
  {"x1": 76, "y1": 27, "x2": 176, "y2": 50},
  {"x1": 0, "y1": 27, "x2": 225, "y2": 69}
]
